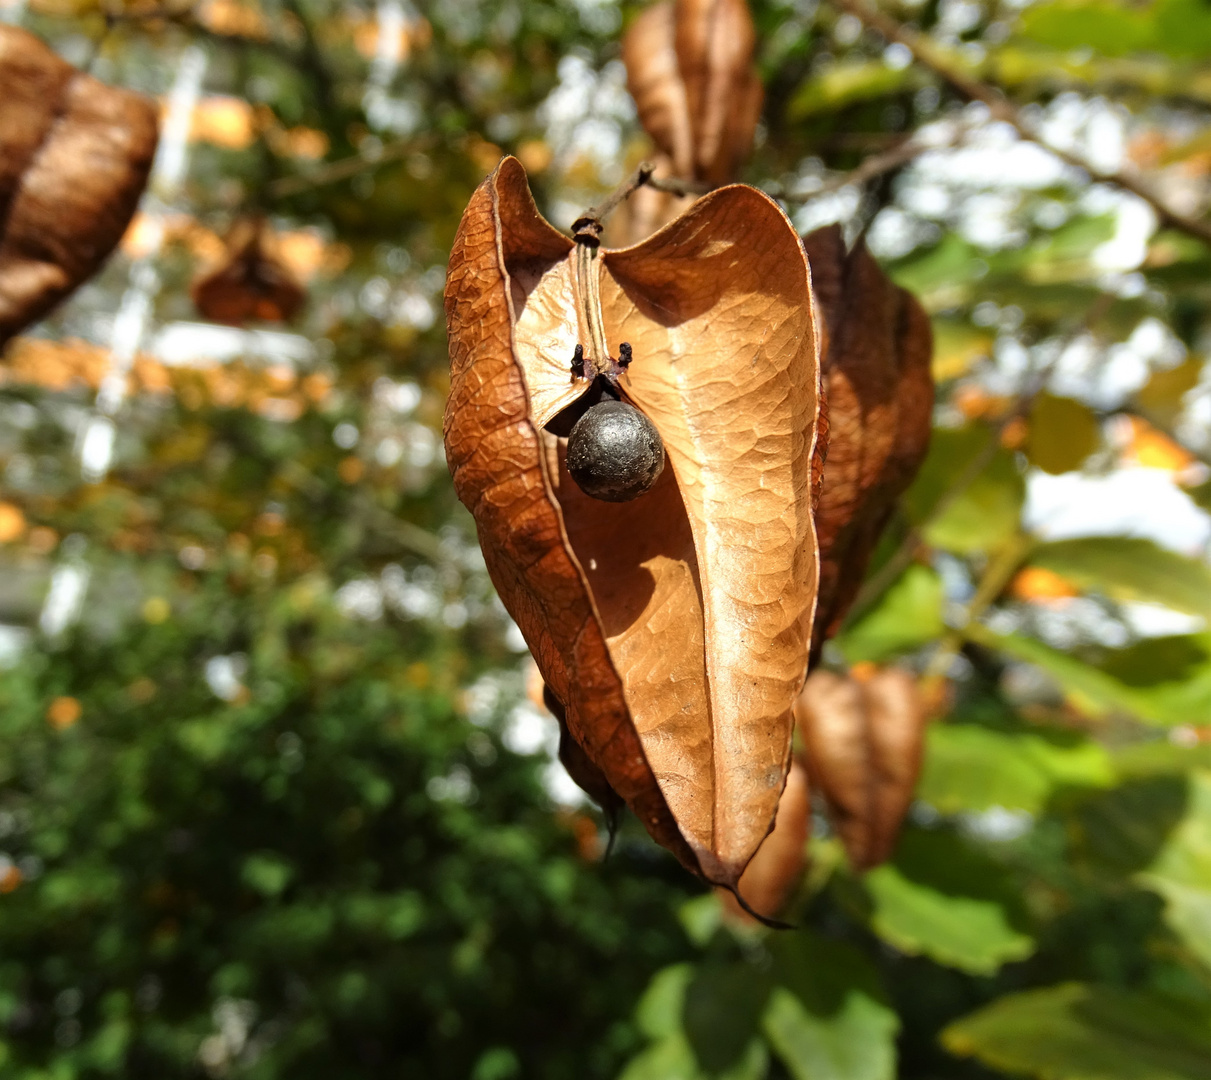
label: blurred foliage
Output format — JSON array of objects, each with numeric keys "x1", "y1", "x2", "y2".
[{"x1": 1, "y1": 0, "x2": 1211, "y2": 1077}]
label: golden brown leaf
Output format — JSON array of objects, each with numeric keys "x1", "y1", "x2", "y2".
[
  {"x1": 795, "y1": 666, "x2": 928, "y2": 870},
  {"x1": 0, "y1": 26, "x2": 158, "y2": 348},
  {"x1": 191, "y1": 219, "x2": 307, "y2": 326},
  {"x1": 623, "y1": 0, "x2": 763, "y2": 185},
  {"x1": 444, "y1": 157, "x2": 822, "y2": 886},
  {"x1": 802, "y1": 226, "x2": 934, "y2": 663}
]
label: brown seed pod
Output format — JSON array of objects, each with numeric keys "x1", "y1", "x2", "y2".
[
  {"x1": 795, "y1": 665, "x2": 929, "y2": 870},
  {"x1": 614, "y1": 0, "x2": 763, "y2": 246},
  {"x1": 0, "y1": 26, "x2": 159, "y2": 348},
  {"x1": 802, "y1": 226, "x2": 934, "y2": 665},
  {"x1": 444, "y1": 157, "x2": 823, "y2": 887},
  {"x1": 622, "y1": 0, "x2": 763, "y2": 186},
  {"x1": 191, "y1": 218, "x2": 306, "y2": 326}
]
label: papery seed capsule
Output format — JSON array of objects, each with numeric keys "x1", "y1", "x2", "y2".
[{"x1": 566, "y1": 399, "x2": 665, "y2": 502}]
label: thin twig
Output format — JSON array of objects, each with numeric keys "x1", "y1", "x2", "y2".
[
  {"x1": 647, "y1": 175, "x2": 713, "y2": 198},
  {"x1": 266, "y1": 137, "x2": 429, "y2": 198},
  {"x1": 572, "y1": 161, "x2": 659, "y2": 239},
  {"x1": 830, "y1": 0, "x2": 1211, "y2": 247},
  {"x1": 768, "y1": 130, "x2": 952, "y2": 203}
]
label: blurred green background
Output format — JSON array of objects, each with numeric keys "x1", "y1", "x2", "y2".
[{"x1": 2, "y1": 0, "x2": 1211, "y2": 1076}]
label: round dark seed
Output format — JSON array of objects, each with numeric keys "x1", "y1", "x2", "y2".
[{"x1": 565, "y1": 399, "x2": 665, "y2": 502}]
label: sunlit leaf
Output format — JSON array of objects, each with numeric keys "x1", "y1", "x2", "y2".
[
  {"x1": 969, "y1": 625, "x2": 1211, "y2": 725},
  {"x1": 636, "y1": 964, "x2": 696, "y2": 1040},
  {"x1": 1026, "y1": 394, "x2": 1101, "y2": 475},
  {"x1": 919, "y1": 724, "x2": 1113, "y2": 815},
  {"x1": 835, "y1": 565, "x2": 945, "y2": 663},
  {"x1": 1016, "y1": 1, "x2": 1157, "y2": 56},
  {"x1": 1027, "y1": 536, "x2": 1211, "y2": 616},
  {"x1": 906, "y1": 427, "x2": 1024, "y2": 554},
  {"x1": 1134, "y1": 356, "x2": 1205, "y2": 425},
  {"x1": 863, "y1": 829, "x2": 1035, "y2": 975},
  {"x1": 930, "y1": 320, "x2": 994, "y2": 381},
  {"x1": 763, "y1": 933, "x2": 899, "y2": 1080},
  {"x1": 1139, "y1": 770, "x2": 1211, "y2": 970},
  {"x1": 788, "y1": 61, "x2": 914, "y2": 120},
  {"x1": 943, "y1": 983, "x2": 1211, "y2": 1080}
]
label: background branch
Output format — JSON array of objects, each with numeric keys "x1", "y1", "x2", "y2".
[{"x1": 831, "y1": 0, "x2": 1211, "y2": 247}]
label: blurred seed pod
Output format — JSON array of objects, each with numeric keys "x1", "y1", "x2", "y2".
[
  {"x1": 795, "y1": 666, "x2": 929, "y2": 871},
  {"x1": 721, "y1": 756, "x2": 811, "y2": 924},
  {"x1": 0, "y1": 25, "x2": 158, "y2": 348},
  {"x1": 191, "y1": 218, "x2": 306, "y2": 326},
  {"x1": 615, "y1": 0, "x2": 763, "y2": 244},
  {"x1": 623, "y1": 0, "x2": 762, "y2": 185}
]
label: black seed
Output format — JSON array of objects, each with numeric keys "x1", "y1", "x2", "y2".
[{"x1": 565, "y1": 399, "x2": 664, "y2": 502}]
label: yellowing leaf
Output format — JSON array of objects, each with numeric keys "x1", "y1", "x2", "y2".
[{"x1": 1027, "y1": 394, "x2": 1101, "y2": 475}]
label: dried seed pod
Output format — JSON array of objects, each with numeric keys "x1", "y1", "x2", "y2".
[
  {"x1": 444, "y1": 157, "x2": 823, "y2": 887},
  {"x1": 191, "y1": 219, "x2": 306, "y2": 326},
  {"x1": 566, "y1": 398, "x2": 665, "y2": 502},
  {"x1": 802, "y1": 226, "x2": 934, "y2": 665},
  {"x1": 795, "y1": 666, "x2": 929, "y2": 870},
  {"x1": 0, "y1": 26, "x2": 158, "y2": 348},
  {"x1": 614, "y1": 0, "x2": 763, "y2": 246},
  {"x1": 622, "y1": 0, "x2": 763, "y2": 185}
]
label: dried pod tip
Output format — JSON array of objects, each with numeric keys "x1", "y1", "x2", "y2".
[{"x1": 566, "y1": 399, "x2": 665, "y2": 502}]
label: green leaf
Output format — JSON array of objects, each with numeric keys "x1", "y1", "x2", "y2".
[
  {"x1": 1072, "y1": 775, "x2": 1189, "y2": 877},
  {"x1": 943, "y1": 982, "x2": 1211, "y2": 1080},
  {"x1": 967, "y1": 625, "x2": 1211, "y2": 725},
  {"x1": 918, "y1": 724, "x2": 1113, "y2": 815},
  {"x1": 679, "y1": 895, "x2": 725, "y2": 948},
  {"x1": 619, "y1": 1035, "x2": 703, "y2": 1080},
  {"x1": 1026, "y1": 395, "x2": 1101, "y2": 475},
  {"x1": 788, "y1": 61, "x2": 914, "y2": 119},
  {"x1": 891, "y1": 235, "x2": 987, "y2": 311},
  {"x1": 620, "y1": 1034, "x2": 767, "y2": 1080},
  {"x1": 683, "y1": 961, "x2": 773, "y2": 1076},
  {"x1": 905, "y1": 426, "x2": 1024, "y2": 554},
  {"x1": 636, "y1": 965, "x2": 695, "y2": 1041},
  {"x1": 1139, "y1": 770, "x2": 1211, "y2": 970},
  {"x1": 836, "y1": 564, "x2": 945, "y2": 663},
  {"x1": 763, "y1": 934, "x2": 899, "y2": 1080},
  {"x1": 1017, "y1": 1, "x2": 1157, "y2": 56},
  {"x1": 1021, "y1": 215, "x2": 1118, "y2": 284},
  {"x1": 240, "y1": 852, "x2": 294, "y2": 897},
  {"x1": 1028, "y1": 537, "x2": 1211, "y2": 616},
  {"x1": 1153, "y1": 0, "x2": 1211, "y2": 59},
  {"x1": 863, "y1": 829, "x2": 1035, "y2": 975},
  {"x1": 1191, "y1": 479, "x2": 1211, "y2": 514}
]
